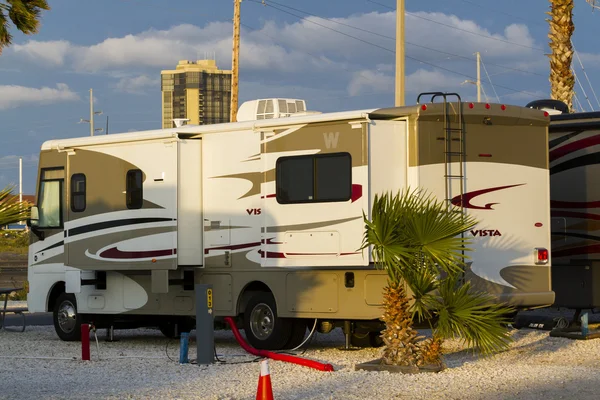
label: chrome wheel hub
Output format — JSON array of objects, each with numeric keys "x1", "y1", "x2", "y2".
[
  {"x1": 250, "y1": 303, "x2": 274, "y2": 340},
  {"x1": 57, "y1": 300, "x2": 77, "y2": 333}
]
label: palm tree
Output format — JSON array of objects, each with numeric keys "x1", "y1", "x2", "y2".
[
  {"x1": 547, "y1": 0, "x2": 575, "y2": 111},
  {"x1": 362, "y1": 190, "x2": 513, "y2": 368},
  {"x1": 0, "y1": 185, "x2": 30, "y2": 226},
  {"x1": 0, "y1": 0, "x2": 50, "y2": 55}
]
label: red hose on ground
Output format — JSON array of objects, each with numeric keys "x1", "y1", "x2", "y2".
[{"x1": 223, "y1": 317, "x2": 334, "y2": 372}]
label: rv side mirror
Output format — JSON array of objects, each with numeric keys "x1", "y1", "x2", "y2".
[{"x1": 28, "y1": 206, "x2": 39, "y2": 227}]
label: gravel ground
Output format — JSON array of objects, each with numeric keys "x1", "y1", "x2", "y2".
[{"x1": 2, "y1": 315, "x2": 600, "y2": 400}]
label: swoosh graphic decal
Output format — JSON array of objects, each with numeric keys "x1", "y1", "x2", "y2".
[
  {"x1": 550, "y1": 152, "x2": 600, "y2": 175},
  {"x1": 451, "y1": 184, "x2": 524, "y2": 210},
  {"x1": 548, "y1": 130, "x2": 584, "y2": 150},
  {"x1": 549, "y1": 134, "x2": 600, "y2": 162},
  {"x1": 98, "y1": 247, "x2": 176, "y2": 259}
]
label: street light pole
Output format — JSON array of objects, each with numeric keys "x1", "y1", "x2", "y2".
[
  {"x1": 90, "y1": 88, "x2": 94, "y2": 136},
  {"x1": 395, "y1": 0, "x2": 405, "y2": 107},
  {"x1": 476, "y1": 52, "x2": 481, "y2": 102}
]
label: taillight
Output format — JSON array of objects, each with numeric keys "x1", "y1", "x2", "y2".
[{"x1": 535, "y1": 248, "x2": 549, "y2": 265}]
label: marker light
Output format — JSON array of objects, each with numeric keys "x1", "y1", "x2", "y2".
[
  {"x1": 485, "y1": 103, "x2": 491, "y2": 109},
  {"x1": 501, "y1": 104, "x2": 506, "y2": 110},
  {"x1": 468, "y1": 103, "x2": 474, "y2": 109},
  {"x1": 421, "y1": 104, "x2": 427, "y2": 111},
  {"x1": 535, "y1": 248, "x2": 549, "y2": 265}
]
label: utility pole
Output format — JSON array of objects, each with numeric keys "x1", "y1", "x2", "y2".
[
  {"x1": 19, "y1": 157, "x2": 22, "y2": 204},
  {"x1": 476, "y1": 52, "x2": 481, "y2": 102},
  {"x1": 80, "y1": 89, "x2": 102, "y2": 134},
  {"x1": 230, "y1": 0, "x2": 241, "y2": 122},
  {"x1": 89, "y1": 88, "x2": 94, "y2": 136},
  {"x1": 395, "y1": 0, "x2": 405, "y2": 107}
]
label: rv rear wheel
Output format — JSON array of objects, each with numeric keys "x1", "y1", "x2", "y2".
[
  {"x1": 243, "y1": 292, "x2": 292, "y2": 350},
  {"x1": 284, "y1": 319, "x2": 308, "y2": 349},
  {"x1": 53, "y1": 293, "x2": 82, "y2": 342}
]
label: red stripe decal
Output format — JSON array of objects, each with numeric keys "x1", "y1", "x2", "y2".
[
  {"x1": 99, "y1": 248, "x2": 176, "y2": 259},
  {"x1": 205, "y1": 242, "x2": 261, "y2": 255},
  {"x1": 351, "y1": 184, "x2": 363, "y2": 203},
  {"x1": 551, "y1": 200, "x2": 600, "y2": 209},
  {"x1": 553, "y1": 244, "x2": 600, "y2": 258},
  {"x1": 258, "y1": 250, "x2": 286, "y2": 258},
  {"x1": 261, "y1": 194, "x2": 277, "y2": 199},
  {"x1": 550, "y1": 134, "x2": 600, "y2": 162},
  {"x1": 551, "y1": 210, "x2": 600, "y2": 220}
]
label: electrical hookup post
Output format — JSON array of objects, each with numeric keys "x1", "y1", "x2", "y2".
[{"x1": 195, "y1": 284, "x2": 215, "y2": 365}]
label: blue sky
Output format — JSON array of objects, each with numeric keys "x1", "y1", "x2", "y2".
[{"x1": 1, "y1": 0, "x2": 599, "y2": 193}]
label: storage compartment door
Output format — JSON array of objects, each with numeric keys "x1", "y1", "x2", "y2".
[{"x1": 178, "y1": 139, "x2": 203, "y2": 266}]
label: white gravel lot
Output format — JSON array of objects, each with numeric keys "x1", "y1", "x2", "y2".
[{"x1": 1, "y1": 314, "x2": 600, "y2": 400}]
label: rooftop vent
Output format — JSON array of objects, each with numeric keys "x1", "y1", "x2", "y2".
[{"x1": 236, "y1": 98, "x2": 320, "y2": 121}]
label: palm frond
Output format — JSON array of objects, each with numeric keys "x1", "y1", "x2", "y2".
[
  {"x1": 0, "y1": 184, "x2": 31, "y2": 226},
  {"x1": 0, "y1": 9, "x2": 12, "y2": 50},
  {"x1": 431, "y1": 276, "x2": 514, "y2": 355}
]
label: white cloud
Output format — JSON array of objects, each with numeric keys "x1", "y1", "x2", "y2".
[
  {"x1": 12, "y1": 40, "x2": 71, "y2": 66},
  {"x1": 8, "y1": 11, "x2": 557, "y2": 103},
  {"x1": 11, "y1": 11, "x2": 543, "y2": 74},
  {"x1": 0, "y1": 83, "x2": 80, "y2": 110},
  {"x1": 115, "y1": 75, "x2": 160, "y2": 94},
  {"x1": 348, "y1": 70, "x2": 393, "y2": 96}
]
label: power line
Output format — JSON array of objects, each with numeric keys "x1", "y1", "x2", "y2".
[
  {"x1": 250, "y1": 1, "x2": 542, "y2": 99},
  {"x1": 366, "y1": 0, "x2": 545, "y2": 52},
  {"x1": 257, "y1": 0, "x2": 545, "y2": 79}
]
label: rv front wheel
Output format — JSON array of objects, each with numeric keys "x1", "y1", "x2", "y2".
[
  {"x1": 243, "y1": 292, "x2": 292, "y2": 350},
  {"x1": 53, "y1": 293, "x2": 82, "y2": 341}
]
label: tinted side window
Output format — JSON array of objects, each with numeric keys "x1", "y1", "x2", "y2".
[
  {"x1": 276, "y1": 153, "x2": 351, "y2": 204},
  {"x1": 277, "y1": 157, "x2": 314, "y2": 203},
  {"x1": 71, "y1": 173, "x2": 86, "y2": 212},
  {"x1": 126, "y1": 169, "x2": 143, "y2": 209},
  {"x1": 315, "y1": 154, "x2": 351, "y2": 201}
]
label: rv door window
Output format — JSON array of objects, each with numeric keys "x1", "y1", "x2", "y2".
[
  {"x1": 126, "y1": 169, "x2": 143, "y2": 209},
  {"x1": 70, "y1": 173, "x2": 86, "y2": 212},
  {"x1": 276, "y1": 152, "x2": 351, "y2": 204},
  {"x1": 38, "y1": 168, "x2": 64, "y2": 228}
]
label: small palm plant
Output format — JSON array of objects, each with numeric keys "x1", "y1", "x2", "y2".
[
  {"x1": 362, "y1": 189, "x2": 514, "y2": 368},
  {"x1": 0, "y1": 185, "x2": 31, "y2": 226}
]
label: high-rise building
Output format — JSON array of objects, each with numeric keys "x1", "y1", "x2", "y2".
[{"x1": 161, "y1": 60, "x2": 232, "y2": 128}]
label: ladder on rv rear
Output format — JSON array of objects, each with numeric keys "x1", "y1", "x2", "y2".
[
  {"x1": 417, "y1": 92, "x2": 467, "y2": 283},
  {"x1": 416, "y1": 92, "x2": 466, "y2": 212}
]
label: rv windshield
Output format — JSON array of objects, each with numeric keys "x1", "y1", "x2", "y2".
[{"x1": 38, "y1": 169, "x2": 64, "y2": 228}]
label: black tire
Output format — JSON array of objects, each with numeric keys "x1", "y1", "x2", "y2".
[
  {"x1": 350, "y1": 331, "x2": 384, "y2": 348},
  {"x1": 243, "y1": 292, "x2": 292, "y2": 350},
  {"x1": 284, "y1": 319, "x2": 308, "y2": 349},
  {"x1": 53, "y1": 293, "x2": 82, "y2": 341}
]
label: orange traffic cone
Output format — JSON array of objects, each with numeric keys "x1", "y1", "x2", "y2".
[{"x1": 256, "y1": 359, "x2": 274, "y2": 400}]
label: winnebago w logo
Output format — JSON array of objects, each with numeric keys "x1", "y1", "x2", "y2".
[{"x1": 323, "y1": 132, "x2": 340, "y2": 149}]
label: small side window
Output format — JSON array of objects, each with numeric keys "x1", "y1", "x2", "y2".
[
  {"x1": 70, "y1": 173, "x2": 86, "y2": 212},
  {"x1": 126, "y1": 169, "x2": 143, "y2": 209}
]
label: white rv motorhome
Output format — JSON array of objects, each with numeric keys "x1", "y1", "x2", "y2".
[{"x1": 27, "y1": 93, "x2": 554, "y2": 349}]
